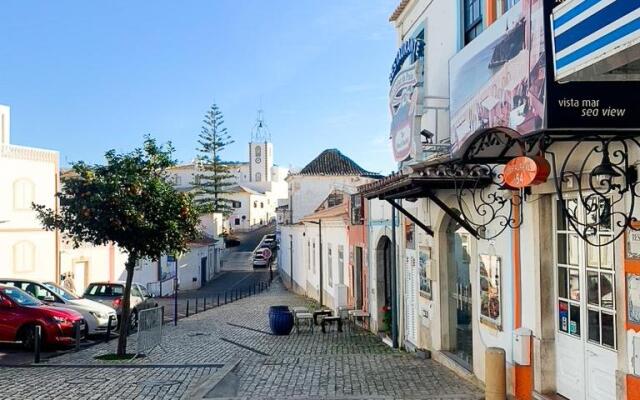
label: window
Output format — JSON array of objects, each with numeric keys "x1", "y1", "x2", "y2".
[
  {"x1": 255, "y1": 172, "x2": 261, "y2": 181},
  {"x1": 253, "y1": 201, "x2": 258, "y2": 208},
  {"x1": 503, "y1": 0, "x2": 518, "y2": 12},
  {"x1": 13, "y1": 241, "x2": 35, "y2": 273},
  {"x1": 173, "y1": 175, "x2": 182, "y2": 185},
  {"x1": 338, "y1": 245, "x2": 344, "y2": 285},
  {"x1": 307, "y1": 240, "x2": 311, "y2": 271},
  {"x1": 260, "y1": 202, "x2": 264, "y2": 208},
  {"x1": 327, "y1": 192, "x2": 344, "y2": 208},
  {"x1": 327, "y1": 245, "x2": 333, "y2": 288},
  {"x1": 464, "y1": 0, "x2": 483, "y2": 44},
  {"x1": 234, "y1": 218, "x2": 240, "y2": 225},
  {"x1": 232, "y1": 201, "x2": 241, "y2": 208},
  {"x1": 255, "y1": 146, "x2": 261, "y2": 157},
  {"x1": 13, "y1": 179, "x2": 35, "y2": 210},
  {"x1": 312, "y1": 241, "x2": 316, "y2": 273},
  {"x1": 351, "y1": 194, "x2": 364, "y2": 225}
]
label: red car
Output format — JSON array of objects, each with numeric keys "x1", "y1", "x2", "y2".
[{"x1": 0, "y1": 284, "x2": 85, "y2": 349}]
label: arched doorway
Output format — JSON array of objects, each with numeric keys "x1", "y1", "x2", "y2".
[
  {"x1": 376, "y1": 236, "x2": 392, "y2": 333},
  {"x1": 439, "y1": 213, "x2": 473, "y2": 369}
]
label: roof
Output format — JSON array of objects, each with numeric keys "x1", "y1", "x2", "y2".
[
  {"x1": 389, "y1": 0, "x2": 411, "y2": 22},
  {"x1": 228, "y1": 185, "x2": 266, "y2": 195},
  {"x1": 301, "y1": 202, "x2": 349, "y2": 222},
  {"x1": 296, "y1": 149, "x2": 382, "y2": 178}
]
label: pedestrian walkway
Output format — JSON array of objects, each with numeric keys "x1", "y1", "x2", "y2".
[{"x1": 0, "y1": 278, "x2": 483, "y2": 399}]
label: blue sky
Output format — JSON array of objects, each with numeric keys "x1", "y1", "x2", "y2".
[{"x1": 0, "y1": 1, "x2": 399, "y2": 174}]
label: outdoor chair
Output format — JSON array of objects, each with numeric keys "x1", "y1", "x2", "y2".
[{"x1": 292, "y1": 306, "x2": 313, "y2": 334}]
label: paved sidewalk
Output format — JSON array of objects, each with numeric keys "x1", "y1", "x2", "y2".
[{"x1": 0, "y1": 278, "x2": 483, "y2": 400}]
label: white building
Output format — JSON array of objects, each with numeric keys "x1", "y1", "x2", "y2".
[
  {"x1": 279, "y1": 148, "x2": 381, "y2": 309},
  {"x1": 167, "y1": 111, "x2": 288, "y2": 232},
  {"x1": 0, "y1": 105, "x2": 60, "y2": 283}
]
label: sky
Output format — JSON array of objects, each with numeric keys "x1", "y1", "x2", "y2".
[{"x1": 0, "y1": 1, "x2": 399, "y2": 175}]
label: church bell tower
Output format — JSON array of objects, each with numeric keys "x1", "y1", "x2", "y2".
[{"x1": 249, "y1": 110, "x2": 273, "y2": 183}]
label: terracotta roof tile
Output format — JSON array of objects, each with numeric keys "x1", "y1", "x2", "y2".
[{"x1": 297, "y1": 149, "x2": 382, "y2": 178}]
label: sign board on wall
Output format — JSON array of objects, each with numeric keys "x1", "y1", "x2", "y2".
[
  {"x1": 449, "y1": 0, "x2": 640, "y2": 152},
  {"x1": 389, "y1": 37, "x2": 424, "y2": 162}
]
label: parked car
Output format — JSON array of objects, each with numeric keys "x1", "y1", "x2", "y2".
[
  {"x1": 253, "y1": 249, "x2": 269, "y2": 268},
  {"x1": 83, "y1": 282, "x2": 158, "y2": 329},
  {"x1": 0, "y1": 284, "x2": 85, "y2": 349},
  {"x1": 0, "y1": 279, "x2": 117, "y2": 336}
]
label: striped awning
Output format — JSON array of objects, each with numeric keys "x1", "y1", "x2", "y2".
[{"x1": 552, "y1": 0, "x2": 640, "y2": 82}]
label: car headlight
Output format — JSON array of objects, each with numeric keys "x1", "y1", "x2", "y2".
[
  {"x1": 90, "y1": 311, "x2": 109, "y2": 320},
  {"x1": 50, "y1": 316, "x2": 69, "y2": 324}
]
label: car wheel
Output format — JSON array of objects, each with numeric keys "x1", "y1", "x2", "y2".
[{"x1": 18, "y1": 325, "x2": 39, "y2": 350}]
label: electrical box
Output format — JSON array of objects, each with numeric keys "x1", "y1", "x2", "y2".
[
  {"x1": 513, "y1": 327, "x2": 532, "y2": 366},
  {"x1": 633, "y1": 336, "x2": 640, "y2": 376}
]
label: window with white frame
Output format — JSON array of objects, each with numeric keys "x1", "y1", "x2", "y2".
[
  {"x1": 327, "y1": 244, "x2": 333, "y2": 287},
  {"x1": 338, "y1": 245, "x2": 344, "y2": 285},
  {"x1": 255, "y1": 172, "x2": 261, "y2": 181},
  {"x1": 13, "y1": 179, "x2": 35, "y2": 210},
  {"x1": 307, "y1": 240, "x2": 311, "y2": 270},
  {"x1": 13, "y1": 241, "x2": 35, "y2": 273},
  {"x1": 312, "y1": 240, "x2": 316, "y2": 273}
]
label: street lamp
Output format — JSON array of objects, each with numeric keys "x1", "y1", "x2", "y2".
[{"x1": 306, "y1": 220, "x2": 323, "y2": 307}]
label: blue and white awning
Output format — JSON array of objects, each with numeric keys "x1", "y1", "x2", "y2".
[{"x1": 552, "y1": 0, "x2": 640, "y2": 82}]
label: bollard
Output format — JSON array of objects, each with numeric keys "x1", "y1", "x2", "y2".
[
  {"x1": 485, "y1": 347, "x2": 506, "y2": 400},
  {"x1": 74, "y1": 320, "x2": 81, "y2": 352},
  {"x1": 217, "y1": 294, "x2": 220, "y2": 307},
  {"x1": 34, "y1": 325, "x2": 42, "y2": 364},
  {"x1": 225, "y1": 291, "x2": 227, "y2": 304},
  {"x1": 161, "y1": 306, "x2": 165, "y2": 325},
  {"x1": 186, "y1": 299, "x2": 190, "y2": 317},
  {"x1": 203, "y1": 297, "x2": 207, "y2": 311},
  {"x1": 195, "y1": 297, "x2": 199, "y2": 314},
  {"x1": 105, "y1": 315, "x2": 114, "y2": 342}
]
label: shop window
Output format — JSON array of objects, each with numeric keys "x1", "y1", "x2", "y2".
[
  {"x1": 350, "y1": 194, "x2": 364, "y2": 225},
  {"x1": 464, "y1": 0, "x2": 483, "y2": 44},
  {"x1": 13, "y1": 241, "x2": 35, "y2": 273},
  {"x1": 13, "y1": 179, "x2": 35, "y2": 210}
]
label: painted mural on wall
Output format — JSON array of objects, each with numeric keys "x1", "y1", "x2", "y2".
[
  {"x1": 628, "y1": 274, "x2": 640, "y2": 325},
  {"x1": 450, "y1": 0, "x2": 546, "y2": 151},
  {"x1": 419, "y1": 246, "x2": 432, "y2": 300},
  {"x1": 479, "y1": 254, "x2": 502, "y2": 329}
]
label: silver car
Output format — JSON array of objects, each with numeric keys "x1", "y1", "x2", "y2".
[
  {"x1": 0, "y1": 279, "x2": 117, "y2": 336},
  {"x1": 83, "y1": 281, "x2": 158, "y2": 329}
]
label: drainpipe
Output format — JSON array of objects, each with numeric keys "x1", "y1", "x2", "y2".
[
  {"x1": 391, "y1": 207, "x2": 399, "y2": 348},
  {"x1": 289, "y1": 234, "x2": 293, "y2": 290},
  {"x1": 319, "y1": 219, "x2": 323, "y2": 307}
]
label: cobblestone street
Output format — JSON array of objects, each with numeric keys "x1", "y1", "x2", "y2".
[{"x1": 0, "y1": 278, "x2": 483, "y2": 399}]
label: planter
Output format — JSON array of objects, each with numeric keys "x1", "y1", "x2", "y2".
[{"x1": 268, "y1": 305, "x2": 294, "y2": 335}]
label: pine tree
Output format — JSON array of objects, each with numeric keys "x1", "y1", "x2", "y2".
[{"x1": 193, "y1": 103, "x2": 235, "y2": 216}]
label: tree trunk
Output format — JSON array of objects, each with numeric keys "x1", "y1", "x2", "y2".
[{"x1": 116, "y1": 254, "x2": 136, "y2": 356}]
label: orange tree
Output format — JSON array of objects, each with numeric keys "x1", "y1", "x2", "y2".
[{"x1": 34, "y1": 137, "x2": 200, "y2": 356}]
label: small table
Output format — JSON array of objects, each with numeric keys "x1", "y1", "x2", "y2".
[
  {"x1": 321, "y1": 316, "x2": 343, "y2": 333},
  {"x1": 348, "y1": 310, "x2": 370, "y2": 332},
  {"x1": 312, "y1": 309, "x2": 332, "y2": 325},
  {"x1": 295, "y1": 312, "x2": 314, "y2": 334}
]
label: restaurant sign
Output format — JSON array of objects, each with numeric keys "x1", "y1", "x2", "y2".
[{"x1": 390, "y1": 38, "x2": 424, "y2": 162}]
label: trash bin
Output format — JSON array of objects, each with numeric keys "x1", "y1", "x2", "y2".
[{"x1": 269, "y1": 305, "x2": 294, "y2": 335}]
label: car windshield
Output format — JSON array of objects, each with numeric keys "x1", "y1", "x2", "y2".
[
  {"x1": 1, "y1": 287, "x2": 41, "y2": 306},
  {"x1": 44, "y1": 282, "x2": 79, "y2": 301}
]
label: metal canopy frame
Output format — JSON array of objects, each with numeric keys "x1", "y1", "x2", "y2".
[{"x1": 362, "y1": 127, "x2": 640, "y2": 245}]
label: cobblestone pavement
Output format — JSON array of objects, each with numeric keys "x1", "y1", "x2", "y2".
[{"x1": 0, "y1": 278, "x2": 483, "y2": 400}]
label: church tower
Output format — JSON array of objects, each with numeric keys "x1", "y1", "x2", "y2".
[{"x1": 249, "y1": 110, "x2": 273, "y2": 183}]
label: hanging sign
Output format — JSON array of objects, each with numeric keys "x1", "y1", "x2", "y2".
[{"x1": 503, "y1": 156, "x2": 550, "y2": 189}]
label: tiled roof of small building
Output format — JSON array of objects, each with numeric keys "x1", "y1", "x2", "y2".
[{"x1": 297, "y1": 149, "x2": 382, "y2": 178}]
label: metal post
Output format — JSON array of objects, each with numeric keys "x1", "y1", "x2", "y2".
[
  {"x1": 390, "y1": 206, "x2": 399, "y2": 349},
  {"x1": 195, "y1": 297, "x2": 198, "y2": 314},
  {"x1": 319, "y1": 219, "x2": 323, "y2": 307},
  {"x1": 74, "y1": 320, "x2": 81, "y2": 352},
  {"x1": 225, "y1": 291, "x2": 227, "y2": 304},
  {"x1": 161, "y1": 306, "x2": 165, "y2": 326},
  {"x1": 217, "y1": 294, "x2": 220, "y2": 306},
  {"x1": 174, "y1": 277, "x2": 178, "y2": 326},
  {"x1": 203, "y1": 297, "x2": 206, "y2": 311},
  {"x1": 186, "y1": 299, "x2": 190, "y2": 317},
  {"x1": 105, "y1": 315, "x2": 114, "y2": 342},
  {"x1": 289, "y1": 234, "x2": 294, "y2": 289},
  {"x1": 34, "y1": 325, "x2": 42, "y2": 364}
]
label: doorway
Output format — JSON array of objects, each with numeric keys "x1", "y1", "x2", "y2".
[
  {"x1": 554, "y1": 198, "x2": 617, "y2": 400},
  {"x1": 354, "y1": 246, "x2": 364, "y2": 309},
  {"x1": 200, "y1": 257, "x2": 207, "y2": 286},
  {"x1": 72, "y1": 261, "x2": 89, "y2": 295},
  {"x1": 376, "y1": 236, "x2": 392, "y2": 332},
  {"x1": 441, "y1": 215, "x2": 473, "y2": 369}
]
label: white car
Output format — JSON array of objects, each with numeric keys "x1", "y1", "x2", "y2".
[{"x1": 0, "y1": 279, "x2": 117, "y2": 336}]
